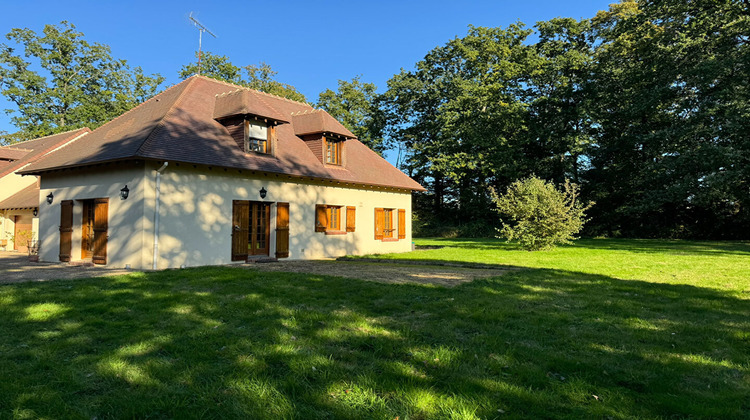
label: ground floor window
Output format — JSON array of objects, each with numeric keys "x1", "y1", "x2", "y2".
[{"x1": 375, "y1": 208, "x2": 406, "y2": 241}]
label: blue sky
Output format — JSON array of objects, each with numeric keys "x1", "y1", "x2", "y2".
[{"x1": 0, "y1": 0, "x2": 613, "y2": 139}]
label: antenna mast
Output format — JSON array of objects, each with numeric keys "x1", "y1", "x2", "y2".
[{"x1": 188, "y1": 12, "x2": 217, "y2": 75}]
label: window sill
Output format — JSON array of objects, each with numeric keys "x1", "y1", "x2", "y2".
[
  {"x1": 381, "y1": 237, "x2": 399, "y2": 242},
  {"x1": 325, "y1": 231, "x2": 347, "y2": 235}
]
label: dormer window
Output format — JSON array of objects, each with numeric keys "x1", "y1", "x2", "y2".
[
  {"x1": 325, "y1": 137, "x2": 342, "y2": 165},
  {"x1": 245, "y1": 119, "x2": 276, "y2": 155}
]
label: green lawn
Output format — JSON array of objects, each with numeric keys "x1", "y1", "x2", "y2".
[{"x1": 1, "y1": 239, "x2": 749, "y2": 419}]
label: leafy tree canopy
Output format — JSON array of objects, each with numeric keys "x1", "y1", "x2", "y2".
[
  {"x1": 316, "y1": 76, "x2": 387, "y2": 153},
  {"x1": 0, "y1": 21, "x2": 165, "y2": 145},
  {"x1": 179, "y1": 52, "x2": 307, "y2": 103}
]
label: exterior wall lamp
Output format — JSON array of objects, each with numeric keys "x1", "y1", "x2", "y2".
[
  {"x1": 259, "y1": 187, "x2": 267, "y2": 199},
  {"x1": 120, "y1": 185, "x2": 130, "y2": 200},
  {"x1": 46, "y1": 193, "x2": 53, "y2": 205},
  {"x1": 33, "y1": 208, "x2": 38, "y2": 217}
]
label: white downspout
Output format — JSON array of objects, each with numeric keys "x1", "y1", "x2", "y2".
[{"x1": 152, "y1": 162, "x2": 169, "y2": 269}]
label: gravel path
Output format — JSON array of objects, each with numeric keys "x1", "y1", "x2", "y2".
[
  {"x1": 0, "y1": 251, "x2": 133, "y2": 284},
  {"x1": 1, "y1": 251, "x2": 511, "y2": 287}
]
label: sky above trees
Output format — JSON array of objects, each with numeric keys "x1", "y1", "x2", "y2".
[{"x1": 0, "y1": 0, "x2": 613, "y2": 136}]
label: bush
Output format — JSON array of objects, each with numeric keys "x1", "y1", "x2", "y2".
[{"x1": 490, "y1": 176, "x2": 593, "y2": 251}]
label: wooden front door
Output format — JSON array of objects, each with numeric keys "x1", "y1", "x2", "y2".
[
  {"x1": 231, "y1": 200, "x2": 271, "y2": 260},
  {"x1": 82, "y1": 200, "x2": 95, "y2": 259},
  {"x1": 80, "y1": 198, "x2": 108, "y2": 264}
]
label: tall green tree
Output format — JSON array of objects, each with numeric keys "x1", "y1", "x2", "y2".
[
  {"x1": 381, "y1": 24, "x2": 540, "y2": 229},
  {"x1": 178, "y1": 51, "x2": 243, "y2": 85},
  {"x1": 0, "y1": 21, "x2": 164, "y2": 144},
  {"x1": 244, "y1": 62, "x2": 307, "y2": 103},
  {"x1": 316, "y1": 76, "x2": 386, "y2": 153},
  {"x1": 585, "y1": 0, "x2": 750, "y2": 238},
  {"x1": 179, "y1": 54, "x2": 307, "y2": 103}
]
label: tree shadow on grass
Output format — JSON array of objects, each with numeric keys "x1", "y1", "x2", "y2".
[{"x1": 0, "y1": 266, "x2": 748, "y2": 419}]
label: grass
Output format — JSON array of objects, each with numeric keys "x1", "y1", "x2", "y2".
[{"x1": 1, "y1": 238, "x2": 749, "y2": 419}]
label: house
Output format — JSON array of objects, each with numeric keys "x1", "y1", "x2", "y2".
[
  {"x1": 19, "y1": 76, "x2": 424, "y2": 269},
  {"x1": 0, "y1": 128, "x2": 90, "y2": 253}
]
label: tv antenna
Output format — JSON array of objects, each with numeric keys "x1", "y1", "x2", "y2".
[{"x1": 188, "y1": 12, "x2": 217, "y2": 75}]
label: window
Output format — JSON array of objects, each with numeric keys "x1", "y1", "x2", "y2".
[
  {"x1": 383, "y1": 209, "x2": 394, "y2": 238},
  {"x1": 316, "y1": 204, "x2": 347, "y2": 234},
  {"x1": 375, "y1": 208, "x2": 406, "y2": 241},
  {"x1": 328, "y1": 206, "x2": 341, "y2": 231},
  {"x1": 246, "y1": 119, "x2": 270, "y2": 154},
  {"x1": 325, "y1": 137, "x2": 342, "y2": 165}
]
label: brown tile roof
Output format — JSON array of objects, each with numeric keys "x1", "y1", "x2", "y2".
[
  {"x1": 0, "y1": 148, "x2": 31, "y2": 161},
  {"x1": 214, "y1": 89, "x2": 290, "y2": 123},
  {"x1": 291, "y1": 110, "x2": 355, "y2": 139},
  {"x1": 0, "y1": 182, "x2": 38, "y2": 210},
  {"x1": 20, "y1": 76, "x2": 424, "y2": 191},
  {"x1": 0, "y1": 128, "x2": 91, "y2": 178}
]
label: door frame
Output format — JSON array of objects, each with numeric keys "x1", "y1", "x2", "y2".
[{"x1": 232, "y1": 200, "x2": 273, "y2": 260}]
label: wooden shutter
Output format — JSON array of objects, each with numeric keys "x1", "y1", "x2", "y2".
[
  {"x1": 374, "y1": 208, "x2": 384, "y2": 240},
  {"x1": 398, "y1": 209, "x2": 406, "y2": 239},
  {"x1": 92, "y1": 198, "x2": 108, "y2": 265},
  {"x1": 315, "y1": 204, "x2": 328, "y2": 232},
  {"x1": 232, "y1": 200, "x2": 250, "y2": 261},
  {"x1": 346, "y1": 206, "x2": 356, "y2": 232},
  {"x1": 275, "y1": 202, "x2": 290, "y2": 258},
  {"x1": 59, "y1": 200, "x2": 74, "y2": 262}
]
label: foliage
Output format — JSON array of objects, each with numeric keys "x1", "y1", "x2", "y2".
[
  {"x1": 1, "y1": 239, "x2": 749, "y2": 418},
  {"x1": 179, "y1": 52, "x2": 307, "y2": 103},
  {"x1": 316, "y1": 76, "x2": 387, "y2": 153},
  {"x1": 177, "y1": 51, "x2": 244, "y2": 84},
  {"x1": 0, "y1": 21, "x2": 165, "y2": 144},
  {"x1": 380, "y1": 24, "x2": 538, "y2": 226},
  {"x1": 243, "y1": 62, "x2": 307, "y2": 103},
  {"x1": 490, "y1": 176, "x2": 592, "y2": 250},
  {"x1": 382, "y1": 0, "x2": 750, "y2": 239}
]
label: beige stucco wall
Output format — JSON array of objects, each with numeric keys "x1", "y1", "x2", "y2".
[
  {"x1": 151, "y1": 163, "x2": 412, "y2": 269},
  {"x1": 37, "y1": 161, "x2": 414, "y2": 270},
  {"x1": 38, "y1": 162, "x2": 148, "y2": 268}
]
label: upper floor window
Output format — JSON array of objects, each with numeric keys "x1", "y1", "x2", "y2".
[
  {"x1": 325, "y1": 137, "x2": 342, "y2": 165},
  {"x1": 246, "y1": 120, "x2": 269, "y2": 154}
]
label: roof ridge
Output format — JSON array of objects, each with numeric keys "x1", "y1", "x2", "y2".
[
  {"x1": 135, "y1": 77, "x2": 199, "y2": 157},
  {"x1": 253, "y1": 89, "x2": 309, "y2": 106},
  {"x1": 0, "y1": 127, "x2": 91, "y2": 178},
  {"x1": 0, "y1": 127, "x2": 89, "y2": 149},
  {"x1": 85, "y1": 78, "x2": 192, "y2": 145},
  {"x1": 192, "y1": 74, "x2": 310, "y2": 107}
]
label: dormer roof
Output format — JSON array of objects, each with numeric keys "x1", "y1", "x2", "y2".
[
  {"x1": 214, "y1": 89, "x2": 290, "y2": 124},
  {"x1": 291, "y1": 109, "x2": 356, "y2": 139}
]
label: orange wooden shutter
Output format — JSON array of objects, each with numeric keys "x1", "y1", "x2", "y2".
[
  {"x1": 92, "y1": 198, "x2": 108, "y2": 265},
  {"x1": 275, "y1": 202, "x2": 290, "y2": 258},
  {"x1": 315, "y1": 204, "x2": 328, "y2": 232},
  {"x1": 232, "y1": 200, "x2": 250, "y2": 261},
  {"x1": 59, "y1": 200, "x2": 73, "y2": 262},
  {"x1": 346, "y1": 206, "x2": 356, "y2": 232},
  {"x1": 374, "y1": 208, "x2": 384, "y2": 240},
  {"x1": 398, "y1": 209, "x2": 406, "y2": 239}
]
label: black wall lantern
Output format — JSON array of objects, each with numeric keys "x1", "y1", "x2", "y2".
[
  {"x1": 120, "y1": 185, "x2": 130, "y2": 200},
  {"x1": 33, "y1": 208, "x2": 38, "y2": 217},
  {"x1": 259, "y1": 187, "x2": 267, "y2": 199},
  {"x1": 46, "y1": 192, "x2": 53, "y2": 205}
]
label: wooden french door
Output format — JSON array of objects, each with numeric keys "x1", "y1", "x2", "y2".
[
  {"x1": 232, "y1": 200, "x2": 271, "y2": 260},
  {"x1": 66, "y1": 198, "x2": 107, "y2": 264}
]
